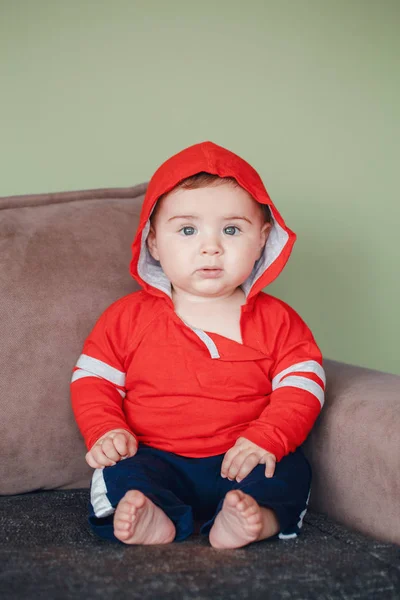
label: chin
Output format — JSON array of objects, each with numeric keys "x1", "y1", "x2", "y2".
[{"x1": 198, "y1": 285, "x2": 233, "y2": 298}]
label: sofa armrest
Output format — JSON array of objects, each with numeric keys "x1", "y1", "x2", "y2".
[{"x1": 304, "y1": 358, "x2": 400, "y2": 545}]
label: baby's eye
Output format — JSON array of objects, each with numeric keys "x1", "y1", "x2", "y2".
[
  {"x1": 180, "y1": 226, "x2": 196, "y2": 236},
  {"x1": 224, "y1": 226, "x2": 240, "y2": 236}
]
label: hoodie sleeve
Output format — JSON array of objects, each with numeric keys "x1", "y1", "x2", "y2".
[
  {"x1": 70, "y1": 299, "x2": 137, "y2": 451},
  {"x1": 241, "y1": 302, "x2": 325, "y2": 461}
]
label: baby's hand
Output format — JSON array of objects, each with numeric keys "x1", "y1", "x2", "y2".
[
  {"x1": 85, "y1": 429, "x2": 137, "y2": 469},
  {"x1": 221, "y1": 437, "x2": 276, "y2": 482}
]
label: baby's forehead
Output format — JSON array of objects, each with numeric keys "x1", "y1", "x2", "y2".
[{"x1": 157, "y1": 184, "x2": 261, "y2": 216}]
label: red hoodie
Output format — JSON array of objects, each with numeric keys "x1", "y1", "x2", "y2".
[{"x1": 70, "y1": 141, "x2": 325, "y2": 461}]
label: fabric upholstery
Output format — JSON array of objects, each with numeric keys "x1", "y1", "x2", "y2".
[
  {"x1": 0, "y1": 187, "x2": 144, "y2": 494},
  {"x1": 1, "y1": 490, "x2": 399, "y2": 599},
  {"x1": 305, "y1": 359, "x2": 400, "y2": 545}
]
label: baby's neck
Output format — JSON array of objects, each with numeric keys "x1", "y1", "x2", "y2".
[
  {"x1": 172, "y1": 287, "x2": 245, "y2": 344},
  {"x1": 172, "y1": 287, "x2": 245, "y2": 311}
]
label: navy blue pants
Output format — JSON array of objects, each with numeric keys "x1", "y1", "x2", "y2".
[{"x1": 89, "y1": 445, "x2": 311, "y2": 542}]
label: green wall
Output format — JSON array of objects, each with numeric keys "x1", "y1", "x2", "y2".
[{"x1": 1, "y1": 1, "x2": 399, "y2": 374}]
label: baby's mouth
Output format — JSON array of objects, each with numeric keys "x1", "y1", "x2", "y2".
[{"x1": 196, "y1": 268, "x2": 223, "y2": 279}]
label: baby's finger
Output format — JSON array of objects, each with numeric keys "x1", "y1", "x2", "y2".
[
  {"x1": 85, "y1": 451, "x2": 102, "y2": 469},
  {"x1": 226, "y1": 451, "x2": 250, "y2": 481},
  {"x1": 127, "y1": 435, "x2": 138, "y2": 457},
  {"x1": 85, "y1": 449, "x2": 114, "y2": 469},
  {"x1": 90, "y1": 442, "x2": 117, "y2": 466},
  {"x1": 220, "y1": 447, "x2": 241, "y2": 478},
  {"x1": 264, "y1": 456, "x2": 276, "y2": 478},
  {"x1": 235, "y1": 453, "x2": 260, "y2": 482},
  {"x1": 112, "y1": 433, "x2": 129, "y2": 457},
  {"x1": 99, "y1": 438, "x2": 121, "y2": 462}
]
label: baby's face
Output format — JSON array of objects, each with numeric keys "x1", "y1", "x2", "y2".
[{"x1": 147, "y1": 184, "x2": 271, "y2": 301}]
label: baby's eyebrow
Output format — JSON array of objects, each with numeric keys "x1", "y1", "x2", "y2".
[
  {"x1": 223, "y1": 216, "x2": 253, "y2": 224},
  {"x1": 167, "y1": 215, "x2": 253, "y2": 223},
  {"x1": 167, "y1": 215, "x2": 198, "y2": 222}
]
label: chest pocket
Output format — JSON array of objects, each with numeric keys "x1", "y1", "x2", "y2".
[
  {"x1": 193, "y1": 356, "x2": 271, "y2": 401},
  {"x1": 126, "y1": 328, "x2": 272, "y2": 402}
]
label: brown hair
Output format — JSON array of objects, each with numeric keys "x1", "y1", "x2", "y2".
[{"x1": 150, "y1": 172, "x2": 272, "y2": 224}]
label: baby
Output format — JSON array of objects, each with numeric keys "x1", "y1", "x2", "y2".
[{"x1": 71, "y1": 141, "x2": 325, "y2": 548}]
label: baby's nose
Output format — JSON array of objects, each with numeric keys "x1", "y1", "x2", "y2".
[{"x1": 200, "y1": 235, "x2": 223, "y2": 255}]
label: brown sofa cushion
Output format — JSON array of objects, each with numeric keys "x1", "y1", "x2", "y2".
[
  {"x1": 0, "y1": 186, "x2": 145, "y2": 494},
  {"x1": 305, "y1": 360, "x2": 400, "y2": 545}
]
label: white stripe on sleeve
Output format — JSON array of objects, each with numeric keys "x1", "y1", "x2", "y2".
[
  {"x1": 71, "y1": 354, "x2": 126, "y2": 397},
  {"x1": 273, "y1": 375, "x2": 325, "y2": 407},
  {"x1": 72, "y1": 354, "x2": 126, "y2": 386},
  {"x1": 272, "y1": 360, "x2": 326, "y2": 389},
  {"x1": 71, "y1": 369, "x2": 126, "y2": 398}
]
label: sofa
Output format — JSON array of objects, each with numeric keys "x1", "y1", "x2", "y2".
[{"x1": 1, "y1": 184, "x2": 399, "y2": 600}]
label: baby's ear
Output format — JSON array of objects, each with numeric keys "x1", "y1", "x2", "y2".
[
  {"x1": 259, "y1": 222, "x2": 272, "y2": 254},
  {"x1": 146, "y1": 226, "x2": 160, "y2": 261}
]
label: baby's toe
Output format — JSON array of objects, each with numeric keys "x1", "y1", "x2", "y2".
[
  {"x1": 238, "y1": 495, "x2": 254, "y2": 511},
  {"x1": 243, "y1": 504, "x2": 258, "y2": 517},
  {"x1": 115, "y1": 521, "x2": 130, "y2": 531}
]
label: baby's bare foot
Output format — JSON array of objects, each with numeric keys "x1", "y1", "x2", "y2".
[
  {"x1": 209, "y1": 490, "x2": 279, "y2": 549},
  {"x1": 113, "y1": 490, "x2": 176, "y2": 545}
]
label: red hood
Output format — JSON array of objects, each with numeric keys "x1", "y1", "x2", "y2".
[{"x1": 130, "y1": 141, "x2": 296, "y2": 302}]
